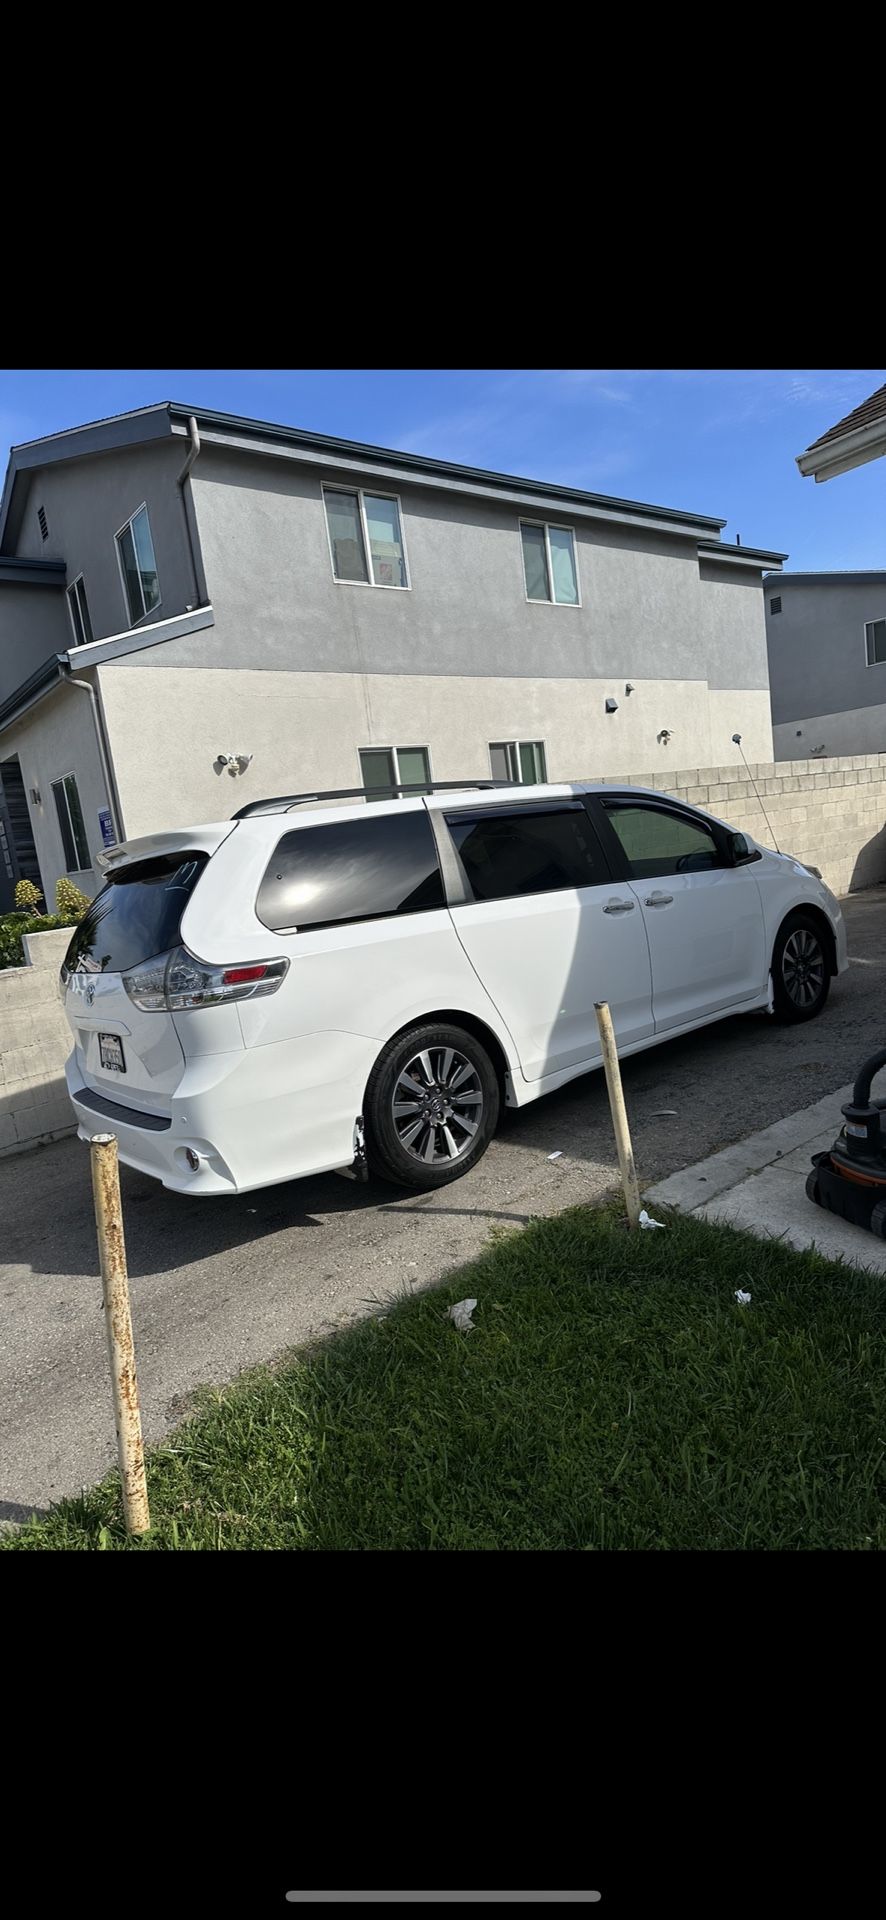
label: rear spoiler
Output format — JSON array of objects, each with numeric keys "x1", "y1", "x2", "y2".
[{"x1": 96, "y1": 821, "x2": 239, "y2": 874}]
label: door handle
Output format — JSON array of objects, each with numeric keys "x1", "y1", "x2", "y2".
[
  {"x1": 603, "y1": 897, "x2": 635, "y2": 914},
  {"x1": 644, "y1": 890, "x2": 674, "y2": 907}
]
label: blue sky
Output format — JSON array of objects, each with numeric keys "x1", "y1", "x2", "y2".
[{"x1": 1, "y1": 368, "x2": 883, "y2": 571}]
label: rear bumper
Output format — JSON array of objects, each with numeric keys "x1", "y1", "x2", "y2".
[{"x1": 64, "y1": 1028, "x2": 378, "y2": 1195}]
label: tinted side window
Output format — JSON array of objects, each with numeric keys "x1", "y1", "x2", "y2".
[
  {"x1": 604, "y1": 803, "x2": 721, "y2": 879},
  {"x1": 64, "y1": 854, "x2": 208, "y2": 973},
  {"x1": 446, "y1": 805, "x2": 606, "y2": 903},
  {"x1": 256, "y1": 811, "x2": 445, "y2": 932}
]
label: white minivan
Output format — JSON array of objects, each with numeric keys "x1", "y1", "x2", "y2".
[{"x1": 61, "y1": 780, "x2": 847, "y2": 1195}]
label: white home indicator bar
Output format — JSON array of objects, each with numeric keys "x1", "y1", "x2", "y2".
[{"x1": 285, "y1": 1897, "x2": 602, "y2": 1906}]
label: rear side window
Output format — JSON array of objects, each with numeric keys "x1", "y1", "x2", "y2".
[
  {"x1": 63, "y1": 853, "x2": 208, "y2": 973},
  {"x1": 603, "y1": 802, "x2": 721, "y2": 878},
  {"x1": 256, "y1": 811, "x2": 444, "y2": 932},
  {"x1": 446, "y1": 804, "x2": 606, "y2": 903}
]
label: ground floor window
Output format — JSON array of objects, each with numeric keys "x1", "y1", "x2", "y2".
[
  {"x1": 359, "y1": 746, "x2": 431, "y2": 797},
  {"x1": 489, "y1": 740, "x2": 548, "y2": 784},
  {"x1": 52, "y1": 774, "x2": 90, "y2": 872}
]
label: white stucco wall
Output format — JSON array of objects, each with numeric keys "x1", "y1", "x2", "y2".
[{"x1": 96, "y1": 663, "x2": 773, "y2": 837}]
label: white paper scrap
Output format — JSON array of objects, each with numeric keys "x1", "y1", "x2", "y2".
[{"x1": 447, "y1": 1298, "x2": 478, "y2": 1331}]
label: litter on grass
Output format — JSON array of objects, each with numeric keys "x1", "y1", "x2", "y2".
[
  {"x1": 638, "y1": 1209, "x2": 666, "y2": 1230},
  {"x1": 548, "y1": 1150, "x2": 564, "y2": 1161},
  {"x1": 735, "y1": 1289, "x2": 752, "y2": 1305},
  {"x1": 447, "y1": 1298, "x2": 478, "y2": 1331}
]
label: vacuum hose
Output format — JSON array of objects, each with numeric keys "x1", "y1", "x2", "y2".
[{"x1": 852, "y1": 1049, "x2": 886, "y2": 1109}]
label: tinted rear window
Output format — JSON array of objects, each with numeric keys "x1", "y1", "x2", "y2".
[
  {"x1": 446, "y1": 804, "x2": 606, "y2": 902},
  {"x1": 256, "y1": 812, "x2": 444, "y2": 932},
  {"x1": 63, "y1": 854, "x2": 208, "y2": 973}
]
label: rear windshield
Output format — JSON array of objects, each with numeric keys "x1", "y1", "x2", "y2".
[
  {"x1": 256, "y1": 812, "x2": 444, "y2": 932},
  {"x1": 63, "y1": 853, "x2": 208, "y2": 974}
]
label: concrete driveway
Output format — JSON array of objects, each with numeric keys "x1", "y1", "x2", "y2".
[{"x1": 3, "y1": 887, "x2": 885, "y2": 1521}]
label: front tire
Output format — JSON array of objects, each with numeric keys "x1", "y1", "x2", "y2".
[
  {"x1": 364, "y1": 1023, "x2": 500, "y2": 1189},
  {"x1": 771, "y1": 912, "x2": 831, "y2": 1024}
]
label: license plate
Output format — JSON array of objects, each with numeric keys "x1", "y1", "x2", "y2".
[{"x1": 99, "y1": 1033, "x2": 126, "y2": 1074}]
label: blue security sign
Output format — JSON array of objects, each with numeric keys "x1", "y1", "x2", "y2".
[{"x1": 98, "y1": 808, "x2": 116, "y2": 848}]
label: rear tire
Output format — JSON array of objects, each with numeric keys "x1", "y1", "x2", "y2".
[
  {"x1": 771, "y1": 913, "x2": 831, "y2": 1024},
  {"x1": 364, "y1": 1022, "x2": 500, "y2": 1190}
]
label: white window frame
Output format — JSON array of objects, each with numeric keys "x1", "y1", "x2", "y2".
[
  {"x1": 115, "y1": 502, "x2": 162, "y2": 627},
  {"x1": 519, "y1": 519, "x2": 581, "y2": 608},
  {"x1": 489, "y1": 740, "x2": 549, "y2": 784},
  {"x1": 65, "y1": 573, "x2": 93, "y2": 648},
  {"x1": 864, "y1": 617, "x2": 886, "y2": 667},
  {"x1": 51, "y1": 771, "x2": 91, "y2": 874},
  {"x1": 358, "y1": 744, "x2": 433, "y2": 793},
  {"x1": 322, "y1": 485, "x2": 411, "y2": 591}
]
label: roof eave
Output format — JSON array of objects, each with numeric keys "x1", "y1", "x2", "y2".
[
  {"x1": 797, "y1": 419, "x2": 886, "y2": 482},
  {"x1": 697, "y1": 538, "x2": 788, "y2": 569},
  {"x1": 0, "y1": 654, "x2": 66, "y2": 733}
]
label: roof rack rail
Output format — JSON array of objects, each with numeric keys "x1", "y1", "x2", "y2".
[{"x1": 232, "y1": 779, "x2": 518, "y2": 820}]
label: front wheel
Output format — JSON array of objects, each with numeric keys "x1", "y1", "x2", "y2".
[
  {"x1": 364, "y1": 1023, "x2": 500, "y2": 1189},
  {"x1": 771, "y1": 913, "x2": 831, "y2": 1024}
]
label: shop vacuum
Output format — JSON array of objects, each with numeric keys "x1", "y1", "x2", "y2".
[{"x1": 807, "y1": 1049, "x2": 886, "y2": 1238}]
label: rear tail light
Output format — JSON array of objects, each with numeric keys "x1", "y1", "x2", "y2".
[{"x1": 122, "y1": 945, "x2": 289, "y2": 1012}]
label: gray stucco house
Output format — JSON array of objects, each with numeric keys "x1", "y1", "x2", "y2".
[
  {"x1": 765, "y1": 570, "x2": 886, "y2": 760},
  {"x1": 0, "y1": 401, "x2": 785, "y2": 910}
]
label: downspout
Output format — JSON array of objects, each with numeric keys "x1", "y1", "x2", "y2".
[
  {"x1": 63, "y1": 672, "x2": 125, "y2": 846},
  {"x1": 176, "y1": 414, "x2": 209, "y2": 606}
]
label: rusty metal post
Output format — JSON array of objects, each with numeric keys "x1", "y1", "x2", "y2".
[
  {"x1": 90, "y1": 1133, "x2": 150, "y2": 1534},
  {"x1": 594, "y1": 1001, "x2": 641, "y2": 1229}
]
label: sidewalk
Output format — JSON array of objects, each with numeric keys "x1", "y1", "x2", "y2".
[{"x1": 645, "y1": 1084, "x2": 886, "y2": 1274}]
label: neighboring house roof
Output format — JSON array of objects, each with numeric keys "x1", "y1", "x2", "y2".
[
  {"x1": 797, "y1": 382, "x2": 886, "y2": 482},
  {"x1": 762, "y1": 569, "x2": 886, "y2": 586},
  {"x1": 0, "y1": 399, "x2": 781, "y2": 556}
]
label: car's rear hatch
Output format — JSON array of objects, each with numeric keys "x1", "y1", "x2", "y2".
[{"x1": 63, "y1": 825, "x2": 235, "y2": 1116}]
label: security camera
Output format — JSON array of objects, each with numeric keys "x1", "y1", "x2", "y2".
[
  {"x1": 731, "y1": 733, "x2": 742, "y2": 746},
  {"x1": 605, "y1": 697, "x2": 619, "y2": 714}
]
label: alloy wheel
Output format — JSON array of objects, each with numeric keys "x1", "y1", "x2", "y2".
[
  {"x1": 391, "y1": 1045, "x2": 484, "y2": 1165},
  {"x1": 782, "y1": 928, "x2": 825, "y2": 1009}
]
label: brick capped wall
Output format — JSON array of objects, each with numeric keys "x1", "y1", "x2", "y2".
[
  {"x1": 0, "y1": 928, "x2": 76, "y2": 1157},
  {"x1": 606, "y1": 751, "x2": 886, "y2": 898}
]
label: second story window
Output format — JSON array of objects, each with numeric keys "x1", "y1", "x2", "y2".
[
  {"x1": 66, "y1": 576, "x2": 93, "y2": 647},
  {"x1": 323, "y1": 487, "x2": 409, "y2": 589},
  {"x1": 865, "y1": 618, "x2": 886, "y2": 666},
  {"x1": 520, "y1": 521, "x2": 579, "y2": 606},
  {"x1": 116, "y1": 504, "x2": 160, "y2": 625}
]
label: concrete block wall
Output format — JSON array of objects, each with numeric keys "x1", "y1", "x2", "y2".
[
  {"x1": 0, "y1": 928, "x2": 75, "y2": 1157},
  {"x1": 644, "y1": 751, "x2": 886, "y2": 898}
]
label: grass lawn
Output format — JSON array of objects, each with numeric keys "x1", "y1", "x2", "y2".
[{"x1": 5, "y1": 1204, "x2": 886, "y2": 1551}]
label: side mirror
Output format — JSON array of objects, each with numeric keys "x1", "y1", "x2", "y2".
[{"x1": 728, "y1": 830, "x2": 759, "y2": 865}]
